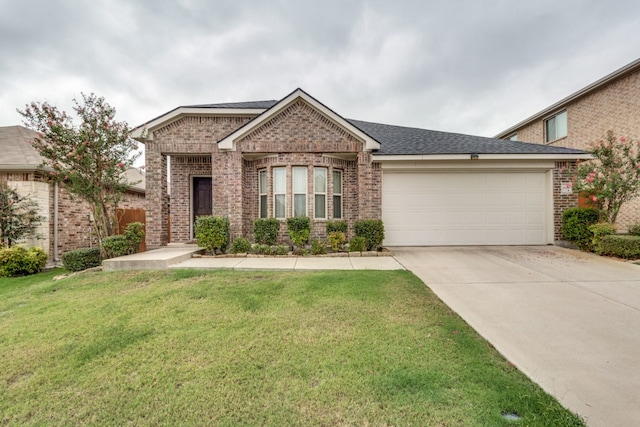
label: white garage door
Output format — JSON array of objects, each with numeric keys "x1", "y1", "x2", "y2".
[{"x1": 382, "y1": 171, "x2": 549, "y2": 246}]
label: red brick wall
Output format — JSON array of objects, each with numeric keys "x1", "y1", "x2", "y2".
[
  {"x1": 553, "y1": 161, "x2": 579, "y2": 241},
  {"x1": 510, "y1": 68, "x2": 640, "y2": 231}
]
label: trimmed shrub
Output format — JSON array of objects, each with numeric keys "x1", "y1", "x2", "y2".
[
  {"x1": 628, "y1": 224, "x2": 640, "y2": 236},
  {"x1": 0, "y1": 246, "x2": 47, "y2": 277},
  {"x1": 597, "y1": 235, "x2": 640, "y2": 259},
  {"x1": 287, "y1": 217, "x2": 311, "y2": 248},
  {"x1": 275, "y1": 245, "x2": 288, "y2": 256},
  {"x1": 254, "y1": 218, "x2": 280, "y2": 246},
  {"x1": 124, "y1": 222, "x2": 145, "y2": 251},
  {"x1": 348, "y1": 236, "x2": 367, "y2": 252},
  {"x1": 326, "y1": 220, "x2": 348, "y2": 234},
  {"x1": 231, "y1": 237, "x2": 252, "y2": 254},
  {"x1": 562, "y1": 208, "x2": 600, "y2": 251},
  {"x1": 588, "y1": 222, "x2": 616, "y2": 252},
  {"x1": 195, "y1": 216, "x2": 229, "y2": 254},
  {"x1": 328, "y1": 231, "x2": 346, "y2": 252},
  {"x1": 311, "y1": 239, "x2": 327, "y2": 255},
  {"x1": 354, "y1": 219, "x2": 385, "y2": 251},
  {"x1": 61, "y1": 247, "x2": 102, "y2": 272},
  {"x1": 252, "y1": 244, "x2": 273, "y2": 255},
  {"x1": 101, "y1": 235, "x2": 131, "y2": 259}
]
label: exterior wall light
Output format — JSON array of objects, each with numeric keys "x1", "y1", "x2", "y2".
[{"x1": 470, "y1": 153, "x2": 479, "y2": 160}]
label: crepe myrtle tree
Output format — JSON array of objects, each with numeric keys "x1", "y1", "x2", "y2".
[
  {"x1": 19, "y1": 93, "x2": 140, "y2": 242},
  {"x1": 0, "y1": 184, "x2": 45, "y2": 247},
  {"x1": 572, "y1": 130, "x2": 640, "y2": 224}
]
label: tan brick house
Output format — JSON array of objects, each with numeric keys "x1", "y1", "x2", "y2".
[
  {"x1": 495, "y1": 57, "x2": 640, "y2": 231},
  {"x1": 0, "y1": 125, "x2": 145, "y2": 260},
  {"x1": 134, "y1": 88, "x2": 588, "y2": 248}
]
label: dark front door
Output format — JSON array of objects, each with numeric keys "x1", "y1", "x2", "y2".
[{"x1": 193, "y1": 177, "x2": 212, "y2": 236}]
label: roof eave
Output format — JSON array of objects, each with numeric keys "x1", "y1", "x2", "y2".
[
  {"x1": 372, "y1": 153, "x2": 592, "y2": 162},
  {"x1": 131, "y1": 107, "x2": 268, "y2": 142},
  {"x1": 495, "y1": 57, "x2": 640, "y2": 138}
]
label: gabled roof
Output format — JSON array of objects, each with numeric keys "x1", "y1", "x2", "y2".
[
  {"x1": 0, "y1": 125, "x2": 45, "y2": 171},
  {"x1": 217, "y1": 88, "x2": 381, "y2": 151},
  {"x1": 350, "y1": 119, "x2": 587, "y2": 158},
  {"x1": 184, "y1": 100, "x2": 278, "y2": 109},
  {"x1": 495, "y1": 57, "x2": 640, "y2": 139}
]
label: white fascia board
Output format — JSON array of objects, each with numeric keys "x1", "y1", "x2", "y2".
[
  {"x1": 218, "y1": 89, "x2": 381, "y2": 151},
  {"x1": 372, "y1": 153, "x2": 592, "y2": 162},
  {"x1": 131, "y1": 107, "x2": 267, "y2": 141}
]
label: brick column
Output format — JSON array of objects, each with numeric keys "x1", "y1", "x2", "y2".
[
  {"x1": 145, "y1": 147, "x2": 168, "y2": 248},
  {"x1": 553, "y1": 161, "x2": 579, "y2": 241},
  {"x1": 357, "y1": 152, "x2": 382, "y2": 220}
]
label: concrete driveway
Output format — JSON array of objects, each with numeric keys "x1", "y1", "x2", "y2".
[{"x1": 393, "y1": 246, "x2": 640, "y2": 427}]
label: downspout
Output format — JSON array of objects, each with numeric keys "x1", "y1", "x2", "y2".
[{"x1": 54, "y1": 181, "x2": 59, "y2": 262}]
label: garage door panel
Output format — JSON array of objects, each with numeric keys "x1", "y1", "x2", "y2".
[{"x1": 383, "y1": 171, "x2": 549, "y2": 246}]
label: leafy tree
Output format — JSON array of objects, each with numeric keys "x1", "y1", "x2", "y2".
[
  {"x1": 573, "y1": 131, "x2": 640, "y2": 224},
  {"x1": 0, "y1": 184, "x2": 45, "y2": 247},
  {"x1": 18, "y1": 93, "x2": 140, "y2": 242}
]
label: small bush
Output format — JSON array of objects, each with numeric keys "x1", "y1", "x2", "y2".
[
  {"x1": 354, "y1": 219, "x2": 385, "y2": 251},
  {"x1": 195, "y1": 216, "x2": 229, "y2": 254},
  {"x1": 328, "y1": 231, "x2": 346, "y2": 251},
  {"x1": 562, "y1": 208, "x2": 600, "y2": 251},
  {"x1": 252, "y1": 244, "x2": 273, "y2": 255},
  {"x1": 588, "y1": 222, "x2": 616, "y2": 252},
  {"x1": 348, "y1": 236, "x2": 367, "y2": 252},
  {"x1": 326, "y1": 220, "x2": 348, "y2": 234},
  {"x1": 61, "y1": 247, "x2": 102, "y2": 272},
  {"x1": 311, "y1": 239, "x2": 327, "y2": 255},
  {"x1": 231, "y1": 237, "x2": 252, "y2": 254},
  {"x1": 287, "y1": 217, "x2": 311, "y2": 248},
  {"x1": 254, "y1": 218, "x2": 280, "y2": 246},
  {"x1": 597, "y1": 235, "x2": 640, "y2": 259},
  {"x1": 101, "y1": 235, "x2": 130, "y2": 259},
  {"x1": 275, "y1": 245, "x2": 289, "y2": 256},
  {"x1": 124, "y1": 222, "x2": 145, "y2": 251},
  {"x1": 628, "y1": 224, "x2": 640, "y2": 236},
  {"x1": 0, "y1": 246, "x2": 47, "y2": 277}
]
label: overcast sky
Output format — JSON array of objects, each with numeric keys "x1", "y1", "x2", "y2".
[{"x1": 1, "y1": 0, "x2": 639, "y2": 141}]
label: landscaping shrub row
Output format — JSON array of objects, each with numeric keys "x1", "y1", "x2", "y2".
[
  {"x1": 0, "y1": 246, "x2": 47, "y2": 277},
  {"x1": 195, "y1": 216, "x2": 385, "y2": 255},
  {"x1": 562, "y1": 207, "x2": 640, "y2": 259}
]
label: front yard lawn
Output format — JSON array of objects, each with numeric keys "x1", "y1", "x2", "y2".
[{"x1": 0, "y1": 269, "x2": 584, "y2": 426}]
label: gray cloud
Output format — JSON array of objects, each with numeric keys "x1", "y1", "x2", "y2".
[{"x1": 1, "y1": 0, "x2": 639, "y2": 141}]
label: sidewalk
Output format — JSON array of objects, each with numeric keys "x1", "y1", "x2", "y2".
[{"x1": 102, "y1": 246, "x2": 404, "y2": 271}]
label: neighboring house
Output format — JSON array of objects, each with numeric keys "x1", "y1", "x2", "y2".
[
  {"x1": 133, "y1": 88, "x2": 588, "y2": 248},
  {"x1": 495, "y1": 57, "x2": 640, "y2": 231},
  {"x1": 0, "y1": 125, "x2": 145, "y2": 260}
]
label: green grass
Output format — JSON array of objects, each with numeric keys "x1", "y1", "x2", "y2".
[{"x1": 0, "y1": 269, "x2": 584, "y2": 426}]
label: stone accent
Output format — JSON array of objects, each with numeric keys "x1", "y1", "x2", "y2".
[{"x1": 508, "y1": 67, "x2": 640, "y2": 231}]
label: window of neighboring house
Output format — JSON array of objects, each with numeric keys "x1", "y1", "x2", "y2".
[
  {"x1": 314, "y1": 168, "x2": 327, "y2": 219},
  {"x1": 333, "y1": 170, "x2": 343, "y2": 219},
  {"x1": 259, "y1": 170, "x2": 267, "y2": 218},
  {"x1": 506, "y1": 133, "x2": 518, "y2": 141},
  {"x1": 273, "y1": 167, "x2": 286, "y2": 219},
  {"x1": 545, "y1": 111, "x2": 567, "y2": 142},
  {"x1": 293, "y1": 167, "x2": 307, "y2": 217}
]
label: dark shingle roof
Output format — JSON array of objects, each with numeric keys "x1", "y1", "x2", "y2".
[
  {"x1": 347, "y1": 119, "x2": 587, "y2": 155},
  {"x1": 184, "y1": 100, "x2": 278, "y2": 109}
]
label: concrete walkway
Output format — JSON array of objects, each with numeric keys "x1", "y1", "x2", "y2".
[
  {"x1": 393, "y1": 246, "x2": 640, "y2": 427},
  {"x1": 102, "y1": 246, "x2": 404, "y2": 271}
]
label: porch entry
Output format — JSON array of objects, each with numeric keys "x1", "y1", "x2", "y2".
[{"x1": 192, "y1": 177, "x2": 212, "y2": 237}]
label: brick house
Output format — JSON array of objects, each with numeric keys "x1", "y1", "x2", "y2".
[
  {"x1": 0, "y1": 125, "x2": 145, "y2": 260},
  {"x1": 495, "y1": 57, "x2": 640, "y2": 231},
  {"x1": 134, "y1": 88, "x2": 588, "y2": 248}
]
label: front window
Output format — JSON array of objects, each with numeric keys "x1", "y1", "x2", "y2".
[
  {"x1": 293, "y1": 167, "x2": 307, "y2": 217},
  {"x1": 333, "y1": 170, "x2": 343, "y2": 219},
  {"x1": 314, "y1": 168, "x2": 327, "y2": 219},
  {"x1": 545, "y1": 111, "x2": 567, "y2": 142},
  {"x1": 273, "y1": 167, "x2": 286, "y2": 219},
  {"x1": 259, "y1": 170, "x2": 267, "y2": 218}
]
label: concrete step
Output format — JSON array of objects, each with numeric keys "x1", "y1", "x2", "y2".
[{"x1": 102, "y1": 247, "x2": 204, "y2": 271}]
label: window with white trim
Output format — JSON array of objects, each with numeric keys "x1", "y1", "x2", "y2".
[
  {"x1": 506, "y1": 133, "x2": 518, "y2": 141},
  {"x1": 258, "y1": 170, "x2": 267, "y2": 218},
  {"x1": 314, "y1": 168, "x2": 327, "y2": 219},
  {"x1": 332, "y1": 170, "x2": 343, "y2": 219},
  {"x1": 293, "y1": 167, "x2": 307, "y2": 217},
  {"x1": 273, "y1": 167, "x2": 286, "y2": 219},
  {"x1": 545, "y1": 111, "x2": 567, "y2": 142}
]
